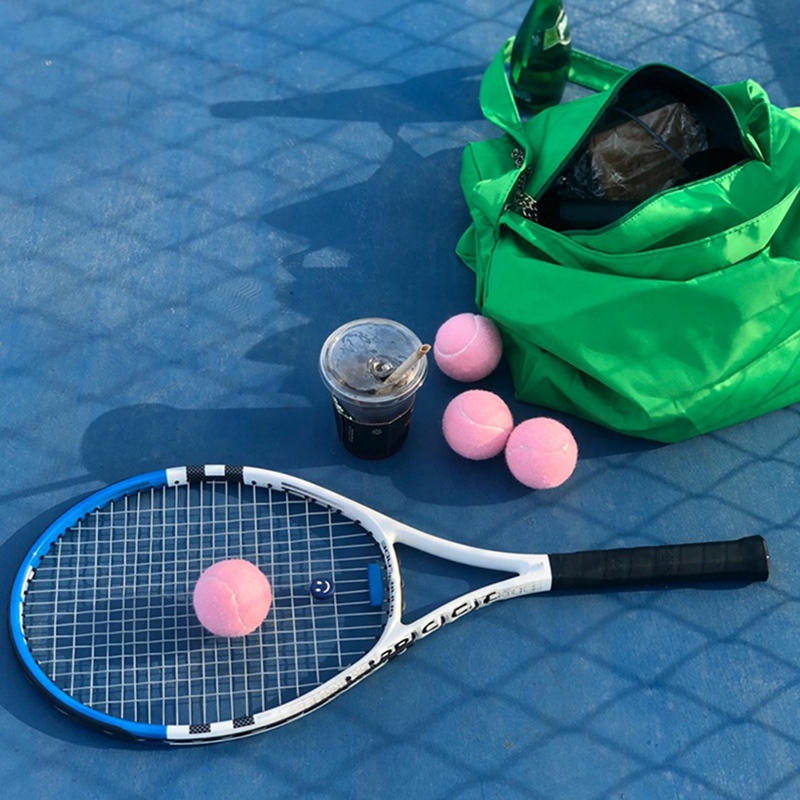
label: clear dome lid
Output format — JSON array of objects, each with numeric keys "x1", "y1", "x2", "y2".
[{"x1": 319, "y1": 318, "x2": 428, "y2": 405}]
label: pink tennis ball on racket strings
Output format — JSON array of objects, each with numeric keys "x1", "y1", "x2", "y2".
[
  {"x1": 442, "y1": 389, "x2": 514, "y2": 460},
  {"x1": 193, "y1": 559, "x2": 273, "y2": 637},
  {"x1": 505, "y1": 417, "x2": 578, "y2": 489},
  {"x1": 433, "y1": 313, "x2": 503, "y2": 382}
]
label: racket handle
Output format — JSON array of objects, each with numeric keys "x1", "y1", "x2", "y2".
[{"x1": 548, "y1": 535, "x2": 769, "y2": 591}]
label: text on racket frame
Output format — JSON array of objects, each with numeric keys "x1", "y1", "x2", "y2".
[{"x1": 344, "y1": 578, "x2": 545, "y2": 683}]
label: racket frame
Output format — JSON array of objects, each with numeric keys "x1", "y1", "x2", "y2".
[{"x1": 9, "y1": 465, "x2": 767, "y2": 743}]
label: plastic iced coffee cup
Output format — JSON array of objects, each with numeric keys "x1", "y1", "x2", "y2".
[{"x1": 319, "y1": 318, "x2": 429, "y2": 459}]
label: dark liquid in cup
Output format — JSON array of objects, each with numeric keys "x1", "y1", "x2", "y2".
[{"x1": 332, "y1": 397, "x2": 413, "y2": 459}]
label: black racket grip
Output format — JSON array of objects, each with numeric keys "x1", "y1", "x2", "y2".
[{"x1": 548, "y1": 536, "x2": 769, "y2": 591}]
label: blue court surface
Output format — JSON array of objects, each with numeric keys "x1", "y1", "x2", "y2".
[{"x1": 2, "y1": 0, "x2": 800, "y2": 798}]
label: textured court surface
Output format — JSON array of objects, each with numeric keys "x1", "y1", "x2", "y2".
[{"x1": 1, "y1": 1, "x2": 800, "y2": 798}]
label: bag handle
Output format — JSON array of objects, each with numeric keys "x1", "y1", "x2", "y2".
[
  {"x1": 569, "y1": 49, "x2": 630, "y2": 91},
  {"x1": 479, "y1": 39, "x2": 629, "y2": 139},
  {"x1": 481, "y1": 39, "x2": 800, "y2": 138}
]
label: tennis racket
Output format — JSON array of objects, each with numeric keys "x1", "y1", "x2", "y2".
[{"x1": 9, "y1": 465, "x2": 769, "y2": 744}]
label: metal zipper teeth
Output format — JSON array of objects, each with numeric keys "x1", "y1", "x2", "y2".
[{"x1": 504, "y1": 147, "x2": 538, "y2": 222}]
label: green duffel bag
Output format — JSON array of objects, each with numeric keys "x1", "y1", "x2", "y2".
[{"x1": 457, "y1": 41, "x2": 800, "y2": 442}]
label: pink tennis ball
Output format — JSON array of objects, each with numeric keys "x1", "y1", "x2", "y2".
[
  {"x1": 505, "y1": 418, "x2": 578, "y2": 489},
  {"x1": 193, "y1": 559, "x2": 273, "y2": 637},
  {"x1": 442, "y1": 389, "x2": 514, "y2": 460},
  {"x1": 433, "y1": 313, "x2": 503, "y2": 381}
]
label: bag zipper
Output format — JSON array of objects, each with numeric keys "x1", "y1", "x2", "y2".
[
  {"x1": 506, "y1": 141, "x2": 751, "y2": 234},
  {"x1": 502, "y1": 69, "x2": 759, "y2": 231},
  {"x1": 504, "y1": 147, "x2": 538, "y2": 222}
]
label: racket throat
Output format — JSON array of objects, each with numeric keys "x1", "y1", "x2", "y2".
[
  {"x1": 394, "y1": 543, "x2": 521, "y2": 625},
  {"x1": 356, "y1": 594, "x2": 498, "y2": 682}
]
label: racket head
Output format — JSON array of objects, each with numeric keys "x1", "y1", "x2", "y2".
[{"x1": 9, "y1": 466, "x2": 404, "y2": 743}]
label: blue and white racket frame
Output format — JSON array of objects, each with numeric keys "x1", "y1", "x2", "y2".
[{"x1": 9, "y1": 465, "x2": 770, "y2": 744}]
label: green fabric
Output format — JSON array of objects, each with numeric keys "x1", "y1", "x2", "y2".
[{"x1": 457, "y1": 41, "x2": 800, "y2": 442}]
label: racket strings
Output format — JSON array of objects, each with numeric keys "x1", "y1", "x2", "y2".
[{"x1": 21, "y1": 480, "x2": 388, "y2": 728}]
